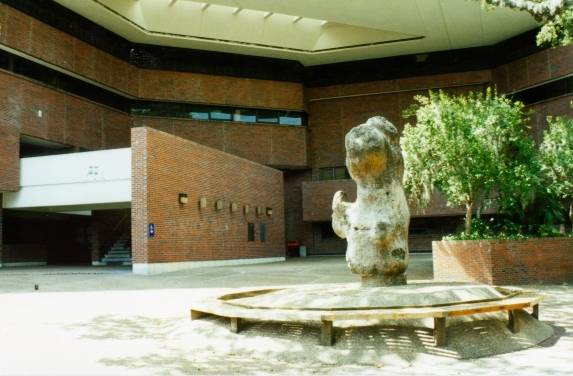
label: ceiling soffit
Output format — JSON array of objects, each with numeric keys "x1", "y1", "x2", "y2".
[{"x1": 54, "y1": 0, "x2": 538, "y2": 65}]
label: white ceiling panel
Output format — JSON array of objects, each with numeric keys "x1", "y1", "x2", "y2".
[{"x1": 54, "y1": 0, "x2": 539, "y2": 65}]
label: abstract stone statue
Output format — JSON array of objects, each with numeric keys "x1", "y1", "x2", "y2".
[{"x1": 332, "y1": 116, "x2": 410, "y2": 286}]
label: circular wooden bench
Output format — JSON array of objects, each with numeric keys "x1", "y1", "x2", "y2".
[{"x1": 190, "y1": 286, "x2": 542, "y2": 346}]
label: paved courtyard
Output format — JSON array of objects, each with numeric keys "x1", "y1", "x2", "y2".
[{"x1": 0, "y1": 254, "x2": 571, "y2": 375}]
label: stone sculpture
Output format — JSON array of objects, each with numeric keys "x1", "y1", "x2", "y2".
[{"x1": 332, "y1": 116, "x2": 410, "y2": 286}]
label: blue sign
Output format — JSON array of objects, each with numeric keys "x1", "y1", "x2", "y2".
[{"x1": 148, "y1": 223, "x2": 155, "y2": 238}]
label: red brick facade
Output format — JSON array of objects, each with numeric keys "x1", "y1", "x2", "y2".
[
  {"x1": 0, "y1": 70, "x2": 132, "y2": 150},
  {"x1": 301, "y1": 180, "x2": 494, "y2": 222},
  {"x1": 134, "y1": 117, "x2": 308, "y2": 168},
  {"x1": 131, "y1": 127, "x2": 285, "y2": 268},
  {"x1": 1, "y1": 1, "x2": 573, "y2": 264},
  {"x1": 138, "y1": 69, "x2": 303, "y2": 110},
  {"x1": 305, "y1": 70, "x2": 491, "y2": 171},
  {"x1": 0, "y1": 3, "x2": 304, "y2": 110},
  {"x1": 433, "y1": 238, "x2": 573, "y2": 285},
  {"x1": 492, "y1": 44, "x2": 573, "y2": 142},
  {"x1": 296, "y1": 46, "x2": 573, "y2": 255},
  {"x1": 492, "y1": 44, "x2": 573, "y2": 93},
  {"x1": 0, "y1": 123, "x2": 19, "y2": 191},
  {"x1": 0, "y1": 3, "x2": 137, "y2": 96}
]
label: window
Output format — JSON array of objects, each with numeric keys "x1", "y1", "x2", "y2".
[
  {"x1": 258, "y1": 110, "x2": 279, "y2": 124},
  {"x1": 130, "y1": 101, "x2": 306, "y2": 126},
  {"x1": 279, "y1": 113, "x2": 303, "y2": 126},
  {"x1": 247, "y1": 223, "x2": 255, "y2": 241},
  {"x1": 189, "y1": 106, "x2": 209, "y2": 120},
  {"x1": 234, "y1": 109, "x2": 257, "y2": 123},
  {"x1": 210, "y1": 108, "x2": 232, "y2": 121},
  {"x1": 318, "y1": 166, "x2": 350, "y2": 181},
  {"x1": 260, "y1": 223, "x2": 267, "y2": 242}
]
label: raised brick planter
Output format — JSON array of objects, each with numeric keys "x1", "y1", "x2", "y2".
[{"x1": 433, "y1": 237, "x2": 573, "y2": 285}]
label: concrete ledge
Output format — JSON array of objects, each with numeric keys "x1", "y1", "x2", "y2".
[
  {"x1": 132, "y1": 257, "x2": 286, "y2": 275},
  {"x1": 0, "y1": 262, "x2": 48, "y2": 267}
]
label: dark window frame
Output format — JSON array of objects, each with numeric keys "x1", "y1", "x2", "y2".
[
  {"x1": 247, "y1": 223, "x2": 255, "y2": 242},
  {"x1": 260, "y1": 223, "x2": 267, "y2": 242},
  {"x1": 318, "y1": 166, "x2": 351, "y2": 181}
]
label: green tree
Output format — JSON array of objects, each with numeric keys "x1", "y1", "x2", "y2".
[
  {"x1": 540, "y1": 108, "x2": 573, "y2": 232},
  {"x1": 479, "y1": 0, "x2": 573, "y2": 46},
  {"x1": 401, "y1": 89, "x2": 537, "y2": 234}
]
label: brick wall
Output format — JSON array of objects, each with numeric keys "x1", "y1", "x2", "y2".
[
  {"x1": 0, "y1": 122, "x2": 19, "y2": 191},
  {"x1": 433, "y1": 238, "x2": 573, "y2": 285},
  {"x1": 310, "y1": 215, "x2": 461, "y2": 255},
  {"x1": 138, "y1": 69, "x2": 303, "y2": 110},
  {"x1": 0, "y1": 3, "x2": 137, "y2": 96},
  {"x1": 302, "y1": 180, "x2": 356, "y2": 222},
  {"x1": 131, "y1": 127, "x2": 285, "y2": 267},
  {"x1": 283, "y1": 170, "x2": 313, "y2": 250},
  {"x1": 0, "y1": 69, "x2": 129, "y2": 197},
  {"x1": 0, "y1": 3, "x2": 304, "y2": 110},
  {"x1": 0, "y1": 70, "x2": 132, "y2": 150},
  {"x1": 134, "y1": 116, "x2": 308, "y2": 168},
  {"x1": 301, "y1": 180, "x2": 492, "y2": 222},
  {"x1": 493, "y1": 44, "x2": 573, "y2": 93},
  {"x1": 528, "y1": 95, "x2": 573, "y2": 143},
  {"x1": 492, "y1": 45, "x2": 573, "y2": 143},
  {"x1": 305, "y1": 70, "x2": 491, "y2": 170}
]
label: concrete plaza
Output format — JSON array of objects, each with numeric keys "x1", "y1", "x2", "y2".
[{"x1": 0, "y1": 255, "x2": 571, "y2": 375}]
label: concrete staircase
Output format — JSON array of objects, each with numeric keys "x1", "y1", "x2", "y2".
[{"x1": 101, "y1": 232, "x2": 132, "y2": 266}]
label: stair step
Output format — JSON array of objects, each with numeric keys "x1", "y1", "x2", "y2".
[
  {"x1": 103, "y1": 260, "x2": 132, "y2": 266},
  {"x1": 103, "y1": 253, "x2": 131, "y2": 258},
  {"x1": 100, "y1": 231, "x2": 132, "y2": 265},
  {"x1": 109, "y1": 248, "x2": 130, "y2": 253},
  {"x1": 102, "y1": 255, "x2": 131, "y2": 260},
  {"x1": 103, "y1": 257, "x2": 132, "y2": 262},
  {"x1": 107, "y1": 250, "x2": 130, "y2": 254}
]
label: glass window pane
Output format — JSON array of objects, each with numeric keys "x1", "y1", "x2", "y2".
[
  {"x1": 131, "y1": 107, "x2": 151, "y2": 116},
  {"x1": 258, "y1": 111, "x2": 279, "y2": 124},
  {"x1": 168, "y1": 104, "x2": 188, "y2": 118},
  {"x1": 334, "y1": 167, "x2": 348, "y2": 180},
  {"x1": 248, "y1": 223, "x2": 255, "y2": 241},
  {"x1": 234, "y1": 109, "x2": 257, "y2": 123},
  {"x1": 190, "y1": 107, "x2": 209, "y2": 120},
  {"x1": 279, "y1": 113, "x2": 302, "y2": 126},
  {"x1": 319, "y1": 168, "x2": 333, "y2": 181},
  {"x1": 260, "y1": 223, "x2": 267, "y2": 242},
  {"x1": 210, "y1": 109, "x2": 232, "y2": 121},
  {"x1": 149, "y1": 103, "x2": 170, "y2": 117}
]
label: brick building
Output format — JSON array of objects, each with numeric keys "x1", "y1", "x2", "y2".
[{"x1": 0, "y1": 0, "x2": 571, "y2": 272}]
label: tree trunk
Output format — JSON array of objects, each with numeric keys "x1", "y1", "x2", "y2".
[
  {"x1": 569, "y1": 201, "x2": 573, "y2": 235},
  {"x1": 465, "y1": 201, "x2": 474, "y2": 234}
]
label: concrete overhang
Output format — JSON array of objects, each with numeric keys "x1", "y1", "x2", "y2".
[{"x1": 54, "y1": 0, "x2": 539, "y2": 66}]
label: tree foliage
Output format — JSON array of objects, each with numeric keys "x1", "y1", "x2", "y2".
[
  {"x1": 479, "y1": 0, "x2": 573, "y2": 46},
  {"x1": 401, "y1": 89, "x2": 538, "y2": 234},
  {"x1": 540, "y1": 107, "x2": 573, "y2": 231}
]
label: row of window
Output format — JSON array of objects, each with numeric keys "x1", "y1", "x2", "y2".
[
  {"x1": 131, "y1": 102, "x2": 306, "y2": 126},
  {"x1": 318, "y1": 166, "x2": 351, "y2": 181},
  {"x1": 247, "y1": 223, "x2": 267, "y2": 242}
]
